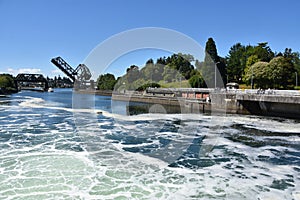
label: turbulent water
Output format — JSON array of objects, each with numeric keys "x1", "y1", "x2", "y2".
[{"x1": 0, "y1": 89, "x2": 299, "y2": 200}]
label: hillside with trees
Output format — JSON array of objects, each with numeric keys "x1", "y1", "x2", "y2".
[
  {"x1": 111, "y1": 53, "x2": 204, "y2": 92},
  {"x1": 96, "y1": 38, "x2": 300, "y2": 91}
]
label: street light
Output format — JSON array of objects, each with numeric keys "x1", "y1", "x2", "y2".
[
  {"x1": 296, "y1": 72, "x2": 298, "y2": 87},
  {"x1": 215, "y1": 61, "x2": 220, "y2": 88},
  {"x1": 251, "y1": 65, "x2": 254, "y2": 89}
]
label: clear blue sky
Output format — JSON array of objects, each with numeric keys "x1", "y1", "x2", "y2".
[{"x1": 1, "y1": 0, "x2": 300, "y2": 78}]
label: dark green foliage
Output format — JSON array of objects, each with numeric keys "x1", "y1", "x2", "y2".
[
  {"x1": 162, "y1": 66, "x2": 177, "y2": 83},
  {"x1": 156, "y1": 57, "x2": 166, "y2": 65},
  {"x1": 163, "y1": 53, "x2": 195, "y2": 80},
  {"x1": 252, "y1": 42, "x2": 275, "y2": 62},
  {"x1": 226, "y1": 43, "x2": 248, "y2": 83},
  {"x1": 269, "y1": 56, "x2": 295, "y2": 88},
  {"x1": 136, "y1": 83, "x2": 161, "y2": 91},
  {"x1": 283, "y1": 48, "x2": 300, "y2": 73},
  {"x1": 189, "y1": 74, "x2": 206, "y2": 88},
  {"x1": 244, "y1": 61, "x2": 269, "y2": 88},
  {"x1": 205, "y1": 38, "x2": 219, "y2": 63},
  {"x1": 0, "y1": 74, "x2": 17, "y2": 94},
  {"x1": 140, "y1": 62, "x2": 164, "y2": 82},
  {"x1": 244, "y1": 56, "x2": 296, "y2": 89},
  {"x1": 201, "y1": 37, "x2": 226, "y2": 87},
  {"x1": 115, "y1": 53, "x2": 200, "y2": 89},
  {"x1": 126, "y1": 65, "x2": 140, "y2": 83},
  {"x1": 97, "y1": 73, "x2": 117, "y2": 90},
  {"x1": 226, "y1": 42, "x2": 275, "y2": 84},
  {"x1": 217, "y1": 57, "x2": 227, "y2": 86},
  {"x1": 146, "y1": 58, "x2": 154, "y2": 65},
  {"x1": 0, "y1": 74, "x2": 15, "y2": 88}
]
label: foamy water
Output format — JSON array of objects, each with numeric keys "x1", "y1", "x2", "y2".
[{"x1": 0, "y1": 89, "x2": 299, "y2": 199}]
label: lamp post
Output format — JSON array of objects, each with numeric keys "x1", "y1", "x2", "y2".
[
  {"x1": 215, "y1": 61, "x2": 220, "y2": 88},
  {"x1": 296, "y1": 72, "x2": 298, "y2": 87},
  {"x1": 251, "y1": 65, "x2": 254, "y2": 89}
]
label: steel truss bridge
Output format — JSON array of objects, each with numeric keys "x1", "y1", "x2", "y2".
[
  {"x1": 51, "y1": 56, "x2": 93, "y2": 90},
  {"x1": 15, "y1": 73, "x2": 49, "y2": 91}
]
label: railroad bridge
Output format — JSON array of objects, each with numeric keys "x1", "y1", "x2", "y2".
[
  {"x1": 51, "y1": 56, "x2": 94, "y2": 90},
  {"x1": 15, "y1": 73, "x2": 49, "y2": 91}
]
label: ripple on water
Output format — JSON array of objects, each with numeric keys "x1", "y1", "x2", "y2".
[{"x1": 0, "y1": 92, "x2": 299, "y2": 199}]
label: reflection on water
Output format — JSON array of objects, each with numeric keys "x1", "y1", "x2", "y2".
[{"x1": 127, "y1": 102, "x2": 182, "y2": 115}]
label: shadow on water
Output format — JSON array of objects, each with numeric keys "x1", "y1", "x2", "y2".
[{"x1": 127, "y1": 102, "x2": 182, "y2": 115}]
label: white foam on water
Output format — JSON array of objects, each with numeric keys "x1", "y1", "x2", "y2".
[
  {"x1": 1, "y1": 94, "x2": 299, "y2": 199},
  {"x1": 224, "y1": 114, "x2": 300, "y2": 134},
  {"x1": 0, "y1": 149, "x2": 96, "y2": 199}
]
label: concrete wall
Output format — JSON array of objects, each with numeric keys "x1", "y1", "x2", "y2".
[{"x1": 111, "y1": 89, "x2": 300, "y2": 119}]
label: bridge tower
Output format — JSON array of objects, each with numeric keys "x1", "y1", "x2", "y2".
[{"x1": 51, "y1": 56, "x2": 93, "y2": 90}]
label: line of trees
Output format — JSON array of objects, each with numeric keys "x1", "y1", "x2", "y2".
[
  {"x1": 0, "y1": 74, "x2": 74, "y2": 94},
  {"x1": 47, "y1": 76, "x2": 73, "y2": 88},
  {"x1": 225, "y1": 42, "x2": 300, "y2": 89},
  {"x1": 97, "y1": 38, "x2": 300, "y2": 90},
  {"x1": 97, "y1": 53, "x2": 206, "y2": 91}
]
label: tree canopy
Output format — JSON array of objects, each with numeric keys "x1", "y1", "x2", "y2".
[
  {"x1": 97, "y1": 73, "x2": 117, "y2": 90},
  {"x1": 0, "y1": 74, "x2": 17, "y2": 94},
  {"x1": 244, "y1": 56, "x2": 296, "y2": 89}
]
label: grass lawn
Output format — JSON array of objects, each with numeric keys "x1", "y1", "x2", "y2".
[{"x1": 158, "y1": 80, "x2": 191, "y2": 88}]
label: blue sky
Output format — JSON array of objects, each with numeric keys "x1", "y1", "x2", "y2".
[{"x1": 0, "y1": 0, "x2": 300, "y2": 78}]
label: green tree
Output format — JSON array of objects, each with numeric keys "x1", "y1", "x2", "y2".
[
  {"x1": 0, "y1": 74, "x2": 16, "y2": 93},
  {"x1": 252, "y1": 42, "x2": 275, "y2": 62},
  {"x1": 189, "y1": 74, "x2": 205, "y2": 88},
  {"x1": 202, "y1": 37, "x2": 225, "y2": 87},
  {"x1": 246, "y1": 55, "x2": 260, "y2": 69},
  {"x1": 126, "y1": 65, "x2": 140, "y2": 83},
  {"x1": 218, "y1": 57, "x2": 227, "y2": 85},
  {"x1": 97, "y1": 73, "x2": 117, "y2": 90},
  {"x1": 269, "y1": 56, "x2": 295, "y2": 88},
  {"x1": 283, "y1": 48, "x2": 300, "y2": 73},
  {"x1": 226, "y1": 43, "x2": 247, "y2": 83},
  {"x1": 276, "y1": 48, "x2": 300, "y2": 87},
  {"x1": 243, "y1": 61, "x2": 269, "y2": 88},
  {"x1": 163, "y1": 66, "x2": 177, "y2": 82},
  {"x1": 146, "y1": 58, "x2": 154, "y2": 65},
  {"x1": 136, "y1": 82, "x2": 161, "y2": 91},
  {"x1": 140, "y1": 62, "x2": 164, "y2": 82},
  {"x1": 205, "y1": 38, "x2": 219, "y2": 63},
  {"x1": 165, "y1": 54, "x2": 194, "y2": 79},
  {"x1": 227, "y1": 42, "x2": 274, "y2": 84},
  {"x1": 244, "y1": 56, "x2": 295, "y2": 89}
]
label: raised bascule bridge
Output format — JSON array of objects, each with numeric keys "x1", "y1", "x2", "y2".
[{"x1": 51, "y1": 56, "x2": 94, "y2": 90}]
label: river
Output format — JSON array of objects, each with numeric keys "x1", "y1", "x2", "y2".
[{"x1": 0, "y1": 88, "x2": 299, "y2": 199}]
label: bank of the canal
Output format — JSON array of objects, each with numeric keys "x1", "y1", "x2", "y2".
[
  {"x1": 75, "y1": 88, "x2": 300, "y2": 119},
  {"x1": 110, "y1": 88, "x2": 300, "y2": 119}
]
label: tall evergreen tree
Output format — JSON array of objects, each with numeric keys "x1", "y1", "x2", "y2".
[
  {"x1": 226, "y1": 43, "x2": 247, "y2": 83},
  {"x1": 205, "y1": 38, "x2": 219, "y2": 63},
  {"x1": 202, "y1": 38, "x2": 225, "y2": 87},
  {"x1": 252, "y1": 42, "x2": 275, "y2": 62}
]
